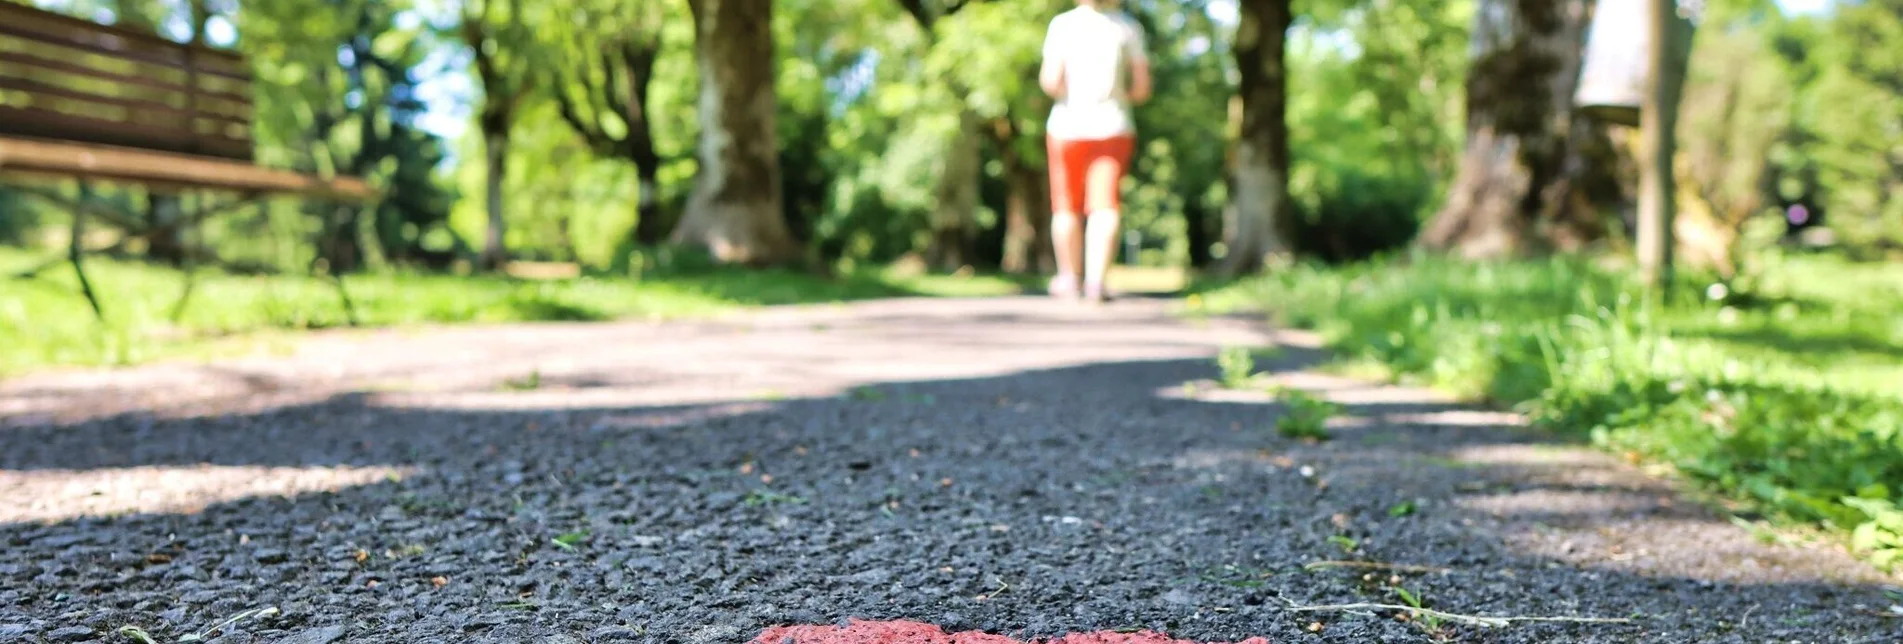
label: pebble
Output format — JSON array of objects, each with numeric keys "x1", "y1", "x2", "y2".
[
  {"x1": 273, "y1": 626, "x2": 346, "y2": 644},
  {"x1": 46, "y1": 626, "x2": 93, "y2": 642}
]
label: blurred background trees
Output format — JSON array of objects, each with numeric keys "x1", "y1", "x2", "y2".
[{"x1": 0, "y1": 0, "x2": 1895, "y2": 275}]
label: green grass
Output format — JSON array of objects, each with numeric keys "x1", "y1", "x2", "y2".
[
  {"x1": 0, "y1": 248, "x2": 1031, "y2": 376},
  {"x1": 1203, "y1": 250, "x2": 1903, "y2": 571}
]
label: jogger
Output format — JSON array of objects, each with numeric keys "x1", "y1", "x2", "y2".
[{"x1": 1039, "y1": 0, "x2": 1150, "y2": 303}]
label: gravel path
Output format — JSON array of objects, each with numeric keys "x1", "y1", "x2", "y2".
[{"x1": 2, "y1": 296, "x2": 1897, "y2": 643}]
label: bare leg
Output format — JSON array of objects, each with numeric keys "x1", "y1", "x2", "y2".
[
  {"x1": 1081, "y1": 155, "x2": 1124, "y2": 302},
  {"x1": 1084, "y1": 210, "x2": 1120, "y2": 301},
  {"x1": 1049, "y1": 212, "x2": 1084, "y2": 298}
]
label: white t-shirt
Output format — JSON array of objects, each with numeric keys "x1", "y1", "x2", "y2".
[{"x1": 1042, "y1": 6, "x2": 1147, "y2": 142}]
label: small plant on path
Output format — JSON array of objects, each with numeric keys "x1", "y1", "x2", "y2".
[
  {"x1": 1276, "y1": 387, "x2": 1340, "y2": 441},
  {"x1": 1216, "y1": 344, "x2": 1278, "y2": 389},
  {"x1": 1392, "y1": 585, "x2": 1445, "y2": 635}
]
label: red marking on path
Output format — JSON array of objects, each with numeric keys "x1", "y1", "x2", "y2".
[{"x1": 752, "y1": 620, "x2": 1271, "y2": 644}]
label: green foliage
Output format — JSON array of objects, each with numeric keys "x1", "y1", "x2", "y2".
[
  {"x1": 1278, "y1": 1, "x2": 1472, "y2": 262},
  {"x1": 1756, "y1": 3, "x2": 1903, "y2": 253},
  {"x1": 0, "y1": 188, "x2": 37, "y2": 244},
  {"x1": 1209, "y1": 252, "x2": 1903, "y2": 569}
]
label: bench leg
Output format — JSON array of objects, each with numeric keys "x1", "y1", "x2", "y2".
[
  {"x1": 167, "y1": 191, "x2": 205, "y2": 323},
  {"x1": 71, "y1": 182, "x2": 105, "y2": 322}
]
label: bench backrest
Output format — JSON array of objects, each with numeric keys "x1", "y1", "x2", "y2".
[{"x1": 0, "y1": 2, "x2": 254, "y2": 161}]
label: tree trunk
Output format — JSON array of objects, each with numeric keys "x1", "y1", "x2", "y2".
[
  {"x1": 1535, "y1": 118, "x2": 1626, "y2": 252},
  {"x1": 1420, "y1": 0, "x2": 1594, "y2": 258},
  {"x1": 996, "y1": 121, "x2": 1053, "y2": 274},
  {"x1": 1638, "y1": 0, "x2": 1695, "y2": 287},
  {"x1": 479, "y1": 128, "x2": 510, "y2": 270},
  {"x1": 927, "y1": 110, "x2": 982, "y2": 271},
  {"x1": 1185, "y1": 198, "x2": 1215, "y2": 269},
  {"x1": 316, "y1": 203, "x2": 364, "y2": 275},
  {"x1": 633, "y1": 164, "x2": 671, "y2": 246},
  {"x1": 674, "y1": 0, "x2": 801, "y2": 266},
  {"x1": 1216, "y1": 0, "x2": 1292, "y2": 278}
]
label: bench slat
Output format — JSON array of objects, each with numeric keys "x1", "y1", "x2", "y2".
[
  {"x1": 0, "y1": 136, "x2": 373, "y2": 201},
  {"x1": 0, "y1": 4, "x2": 248, "y2": 79},
  {"x1": 0, "y1": 76, "x2": 250, "y2": 126},
  {"x1": 0, "y1": 49, "x2": 253, "y2": 118},
  {"x1": 0, "y1": 4, "x2": 364, "y2": 203},
  {"x1": 0, "y1": 106, "x2": 252, "y2": 161}
]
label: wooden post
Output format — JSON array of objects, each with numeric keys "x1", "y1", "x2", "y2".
[{"x1": 1637, "y1": 0, "x2": 1696, "y2": 289}]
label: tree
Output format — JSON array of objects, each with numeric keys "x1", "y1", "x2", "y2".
[
  {"x1": 896, "y1": 0, "x2": 989, "y2": 270},
  {"x1": 244, "y1": 0, "x2": 457, "y2": 273},
  {"x1": 1675, "y1": 9, "x2": 1777, "y2": 278},
  {"x1": 673, "y1": 0, "x2": 802, "y2": 266},
  {"x1": 540, "y1": 0, "x2": 673, "y2": 246},
  {"x1": 1419, "y1": 0, "x2": 1595, "y2": 258},
  {"x1": 460, "y1": 0, "x2": 536, "y2": 270},
  {"x1": 1217, "y1": 0, "x2": 1293, "y2": 277}
]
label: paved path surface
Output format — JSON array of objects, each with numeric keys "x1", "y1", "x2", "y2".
[{"x1": 2, "y1": 296, "x2": 1897, "y2": 643}]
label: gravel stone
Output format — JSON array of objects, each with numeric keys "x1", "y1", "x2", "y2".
[
  {"x1": 272, "y1": 626, "x2": 346, "y2": 644},
  {"x1": 46, "y1": 626, "x2": 93, "y2": 642}
]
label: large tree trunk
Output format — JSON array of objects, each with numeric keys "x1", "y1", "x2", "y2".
[
  {"x1": 673, "y1": 0, "x2": 800, "y2": 266},
  {"x1": 927, "y1": 111, "x2": 982, "y2": 271},
  {"x1": 1420, "y1": 0, "x2": 1594, "y2": 258},
  {"x1": 1216, "y1": 0, "x2": 1292, "y2": 278},
  {"x1": 479, "y1": 126, "x2": 510, "y2": 270}
]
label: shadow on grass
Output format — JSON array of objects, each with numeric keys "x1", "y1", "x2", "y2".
[{"x1": 1675, "y1": 325, "x2": 1903, "y2": 362}]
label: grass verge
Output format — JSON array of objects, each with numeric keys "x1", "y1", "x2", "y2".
[
  {"x1": 1196, "y1": 251, "x2": 1903, "y2": 572},
  {"x1": 0, "y1": 248, "x2": 1033, "y2": 376}
]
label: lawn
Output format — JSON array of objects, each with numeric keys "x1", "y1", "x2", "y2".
[
  {"x1": 0, "y1": 248, "x2": 1037, "y2": 376},
  {"x1": 1195, "y1": 250, "x2": 1903, "y2": 571}
]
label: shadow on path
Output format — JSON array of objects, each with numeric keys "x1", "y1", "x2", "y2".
[{"x1": 1, "y1": 305, "x2": 1896, "y2": 643}]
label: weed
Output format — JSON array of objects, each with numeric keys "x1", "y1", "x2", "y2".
[
  {"x1": 550, "y1": 530, "x2": 589, "y2": 551},
  {"x1": 1216, "y1": 346, "x2": 1258, "y2": 389},
  {"x1": 1276, "y1": 388, "x2": 1340, "y2": 441},
  {"x1": 1327, "y1": 535, "x2": 1360, "y2": 554},
  {"x1": 1388, "y1": 500, "x2": 1418, "y2": 518},
  {"x1": 1392, "y1": 586, "x2": 1444, "y2": 634},
  {"x1": 502, "y1": 369, "x2": 542, "y2": 391}
]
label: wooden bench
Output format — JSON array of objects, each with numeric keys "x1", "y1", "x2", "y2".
[{"x1": 0, "y1": 2, "x2": 374, "y2": 321}]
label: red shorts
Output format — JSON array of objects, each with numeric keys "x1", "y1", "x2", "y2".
[{"x1": 1047, "y1": 133, "x2": 1134, "y2": 215}]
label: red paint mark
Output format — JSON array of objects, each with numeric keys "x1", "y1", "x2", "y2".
[{"x1": 752, "y1": 619, "x2": 1271, "y2": 644}]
